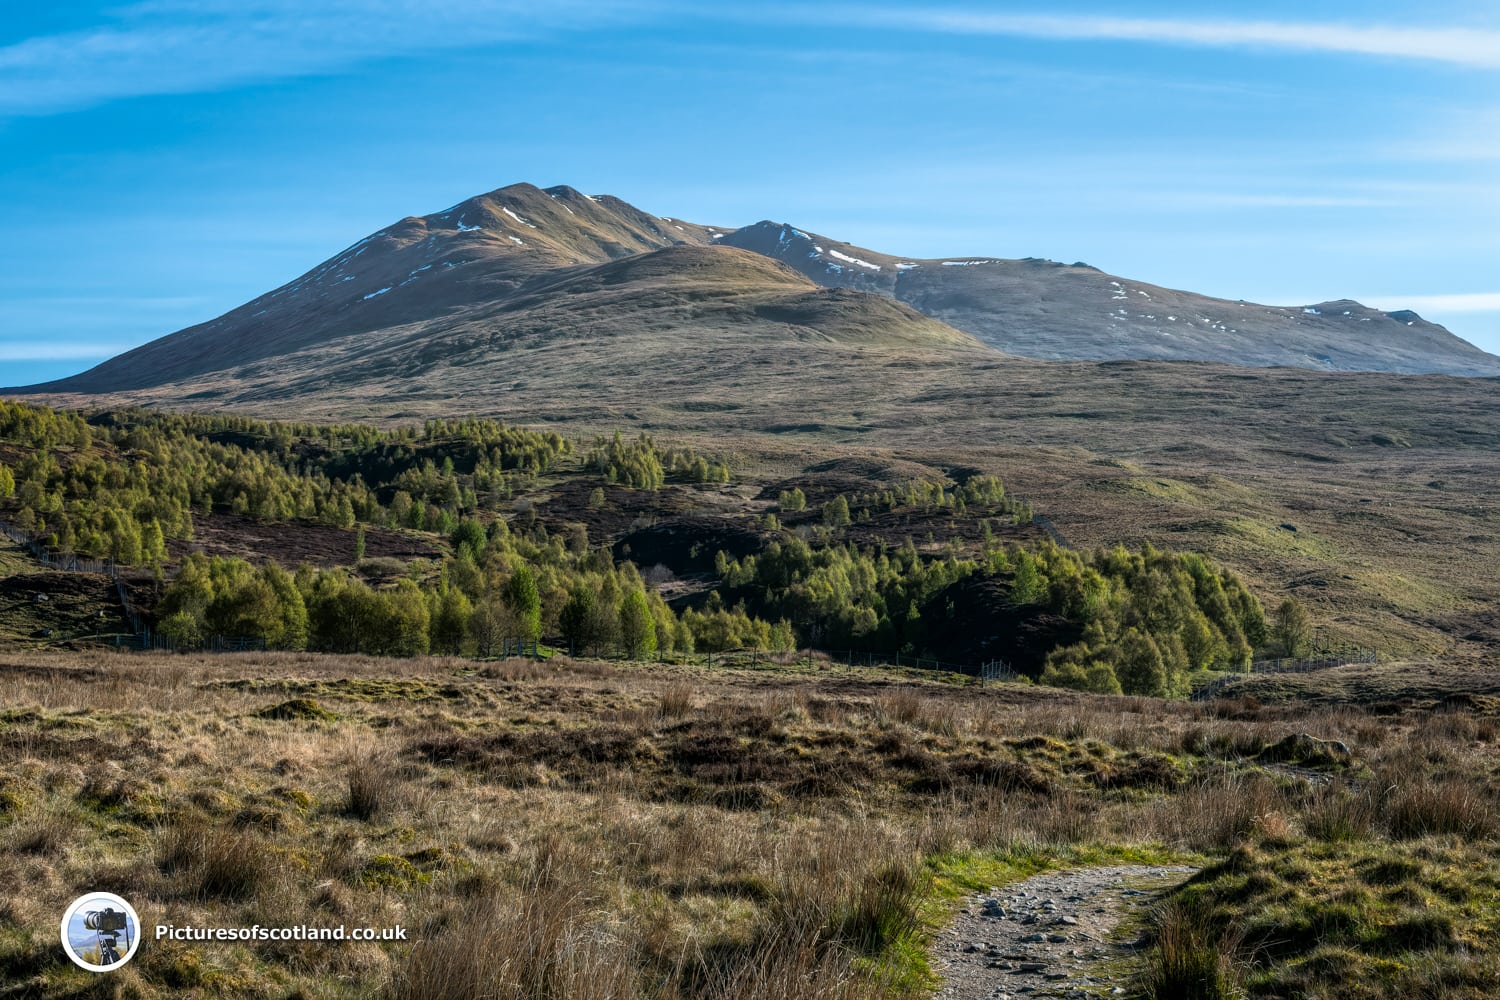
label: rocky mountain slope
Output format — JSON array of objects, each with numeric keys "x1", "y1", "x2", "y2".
[
  {"x1": 720, "y1": 221, "x2": 1500, "y2": 375},
  {"x1": 9, "y1": 181, "x2": 1498, "y2": 405}
]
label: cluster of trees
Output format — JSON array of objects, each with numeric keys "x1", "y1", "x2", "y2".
[
  {"x1": 104, "y1": 411, "x2": 571, "y2": 480},
  {"x1": 153, "y1": 512, "x2": 1267, "y2": 688},
  {"x1": 114, "y1": 410, "x2": 569, "y2": 514},
  {"x1": 711, "y1": 529, "x2": 1264, "y2": 695},
  {"x1": 661, "y1": 445, "x2": 731, "y2": 485},
  {"x1": 0, "y1": 404, "x2": 573, "y2": 569},
  {"x1": 776, "y1": 475, "x2": 1032, "y2": 529},
  {"x1": 0, "y1": 406, "x2": 380, "y2": 568},
  {"x1": 1030, "y1": 542, "x2": 1265, "y2": 696},
  {"x1": 2, "y1": 402, "x2": 1278, "y2": 689},
  {"x1": 154, "y1": 508, "x2": 794, "y2": 660},
  {"x1": 587, "y1": 431, "x2": 729, "y2": 489},
  {"x1": 715, "y1": 536, "x2": 975, "y2": 649},
  {"x1": 588, "y1": 431, "x2": 666, "y2": 489}
]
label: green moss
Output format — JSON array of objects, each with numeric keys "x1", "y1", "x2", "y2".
[
  {"x1": 357, "y1": 853, "x2": 426, "y2": 889},
  {"x1": 75, "y1": 778, "x2": 164, "y2": 824},
  {"x1": 273, "y1": 786, "x2": 315, "y2": 811},
  {"x1": 355, "y1": 846, "x2": 456, "y2": 889}
]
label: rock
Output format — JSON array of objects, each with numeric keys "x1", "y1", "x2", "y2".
[
  {"x1": 932, "y1": 864, "x2": 1201, "y2": 1000},
  {"x1": 1257, "y1": 732, "x2": 1352, "y2": 767}
]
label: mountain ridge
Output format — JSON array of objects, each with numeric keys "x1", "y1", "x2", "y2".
[
  {"x1": 8, "y1": 181, "x2": 1499, "y2": 403},
  {"x1": 719, "y1": 220, "x2": 1499, "y2": 375}
]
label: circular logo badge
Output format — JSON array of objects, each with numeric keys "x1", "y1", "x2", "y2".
[{"x1": 60, "y1": 893, "x2": 141, "y2": 971}]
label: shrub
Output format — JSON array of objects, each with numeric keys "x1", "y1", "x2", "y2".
[
  {"x1": 1140, "y1": 897, "x2": 1245, "y2": 1000},
  {"x1": 345, "y1": 756, "x2": 399, "y2": 822},
  {"x1": 1304, "y1": 784, "x2": 1375, "y2": 842},
  {"x1": 828, "y1": 860, "x2": 921, "y2": 956},
  {"x1": 387, "y1": 883, "x2": 640, "y2": 1000},
  {"x1": 1385, "y1": 781, "x2": 1495, "y2": 839}
]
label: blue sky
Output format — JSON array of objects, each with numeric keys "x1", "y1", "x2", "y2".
[{"x1": 3, "y1": 1, "x2": 1498, "y2": 385}]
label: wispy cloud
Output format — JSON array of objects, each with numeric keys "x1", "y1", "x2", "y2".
[
  {"x1": 0, "y1": 1, "x2": 656, "y2": 115},
  {"x1": 1364, "y1": 292, "x2": 1500, "y2": 313},
  {"x1": 1158, "y1": 193, "x2": 1401, "y2": 209},
  {"x1": 793, "y1": 8, "x2": 1500, "y2": 70},
  {"x1": 1384, "y1": 107, "x2": 1500, "y2": 161},
  {"x1": 11, "y1": 4, "x2": 1496, "y2": 119},
  {"x1": 0, "y1": 341, "x2": 139, "y2": 361}
]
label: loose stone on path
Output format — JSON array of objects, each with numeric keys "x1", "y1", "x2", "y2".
[{"x1": 932, "y1": 864, "x2": 1198, "y2": 999}]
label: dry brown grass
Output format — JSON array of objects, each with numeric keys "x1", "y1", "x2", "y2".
[
  {"x1": 0, "y1": 649, "x2": 1495, "y2": 999},
  {"x1": 391, "y1": 877, "x2": 641, "y2": 1000},
  {"x1": 7, "y1": 808, "x2": 72, "y2": 856},
  {"x1": 345, "y1": 751, "x2": 401, "y2": 822},
  {"x1": 657, "y1": 680, "x2": 698, "y2": 720}
]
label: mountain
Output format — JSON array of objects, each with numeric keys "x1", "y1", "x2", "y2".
[
  {"x1": 36, "y1": 183, "x2": 737, "y2": 393},
  {"x1": 11, "y1": 185, "x2": 987, "y2": 413},
  {"x1": 9, "y1": 182, "x2": 1499, "y2": 409},
  {"x1": 719, "y1": 222, "x2": 1500, "y2": 376}
]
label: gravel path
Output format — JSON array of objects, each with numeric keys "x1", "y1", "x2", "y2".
[{"x1": 932, "y1": 864, "x2": 1199, "y2": 1000}]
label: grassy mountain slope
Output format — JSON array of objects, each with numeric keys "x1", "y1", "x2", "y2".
[
  {"x1": 721, "y1": 221, "x2": 1500, "y2": 376},
  {"x1": 17, "y1": 243, "x2": 987, "y2": 416},
  {"x1": 14, "y1": 183, "x2": 1499, "y2": 404},
  {"x1": 22, "y1": 183, "x2": 728, "y2": 393}
]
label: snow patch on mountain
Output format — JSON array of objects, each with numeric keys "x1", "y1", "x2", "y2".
[
  {"x1": 503, "y1": 207, "x2": 538, "y2": 229},
  {"x1": 828, "y1": 249, "x2": 880, "y2": 271}
]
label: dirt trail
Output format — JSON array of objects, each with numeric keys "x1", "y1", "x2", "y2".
[{"x1": 932, "y1": 864, "x2": 1198, "y2": 999}]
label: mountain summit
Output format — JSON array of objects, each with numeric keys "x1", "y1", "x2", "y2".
[{"x1": 10, "y1": 182, "x2": 1499, "y2": 408}]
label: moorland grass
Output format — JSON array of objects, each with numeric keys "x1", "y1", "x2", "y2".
[{"x1": 0, "y1": 649, "x2": 1493, "y2": 999}]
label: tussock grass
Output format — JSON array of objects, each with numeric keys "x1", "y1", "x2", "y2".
[
  {"x1": 1303, "y1": 782, "x2": 1376, "y2": 842},
  {"x1": 1383, "y1": 779, "x2": 1494, "y2": 839},
  {"x1": 0, "y1": 649, "x2": 1495, "y2": 999},
  {"x1": 657, "y1": 680, "x2": 697, "y2": 720},
  {"x1": 1140, "y1": 897, "x2": 1245, "y2": 1000},
  {"x1": 156, "y1": 822, "x2": 274, "y2": 901},
  {"x1": 345, "y1": 751, "x2": 401, "y2": 822},
  {"x1": 390, "y1": 874, "x2": 642, "y2": 1000},
  {"x1": 7, "y1": 809, "x2": 72, "y2": 855}
]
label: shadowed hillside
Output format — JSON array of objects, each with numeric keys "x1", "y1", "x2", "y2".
[
  {"x1": 720, "y1": 221, "x2": 1500, "y2": 375},
  {"x1": 12, "y1": 182, "x2": 1498, "y2": 403}
]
